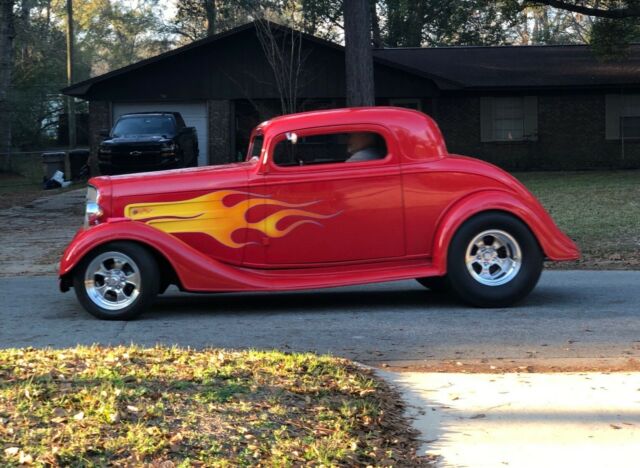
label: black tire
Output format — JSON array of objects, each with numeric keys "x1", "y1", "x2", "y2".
[
  {"x1": 72, "y1": 242, "x2": 160, "y2": 320},
  {"x1": 447, "y1": 212, "x2": 543, "y2": 308},
  {"x1": 189, "y1": 150, "x2": 199, "y2": 167},
  {"x1": 416, "y1": 276, "x2": 450, "y2": 293}
]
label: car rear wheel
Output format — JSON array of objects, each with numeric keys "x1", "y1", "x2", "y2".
[
  {"x1": 447, "y1": 212, "x2": 543, "y2": 307},
  {"x1": 73, "y1": 242, "x2": 159, "y2": 320}
]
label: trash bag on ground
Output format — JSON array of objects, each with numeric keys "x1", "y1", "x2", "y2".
[{"x1": 43, "y1": 170, "x2": 72, "y2": 190}]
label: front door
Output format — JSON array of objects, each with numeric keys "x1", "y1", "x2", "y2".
[{"x1": 243, "y1": 126, "x2": 406, "y2": 267}]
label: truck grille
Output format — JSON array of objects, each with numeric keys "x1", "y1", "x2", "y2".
[{"x1": 104, "y1": 145, "x2": 164, "y2": 166}]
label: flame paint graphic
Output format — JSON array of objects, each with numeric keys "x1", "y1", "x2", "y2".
[{"x1": 125, "y1": 190, "x2": 340, "y2": 248}]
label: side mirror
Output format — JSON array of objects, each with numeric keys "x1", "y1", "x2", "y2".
[
  {"x1": 99, "y1": 129, "x2": 110, "y2": 138},
  {"x1": 180, "y1": 126, "x2": 196, "y2": 135}
]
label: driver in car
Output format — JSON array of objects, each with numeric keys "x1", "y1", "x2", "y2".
[{"x1": 346, "y1": 132, "x2": 385, "y2": 162}]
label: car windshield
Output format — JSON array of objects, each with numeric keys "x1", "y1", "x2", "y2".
[
  {"x1": 112, "y1": 115, "x2": 176, "y2": 138},
  {"x1": 247, "y1": 135, "x2": 264, "y2": 161}
]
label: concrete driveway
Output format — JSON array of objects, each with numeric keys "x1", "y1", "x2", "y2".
[{"x1": 1, "y1": 271, "x2": 639, "y2": 368}]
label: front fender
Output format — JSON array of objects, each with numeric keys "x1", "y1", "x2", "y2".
[
  {"x1": 59, "y1": 220, "x2": 266, "y2": 292},
  {"x1": 431, "y1": 190, "x2": 580, "y2": 273}
]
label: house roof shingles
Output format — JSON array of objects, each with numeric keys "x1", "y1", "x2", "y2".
[
  {"x1": 63, "y1": 21, "x2": 640, "y2": 97},
  {"x1": 374, "y1": 44, "x2": 640, "y2": 90}
]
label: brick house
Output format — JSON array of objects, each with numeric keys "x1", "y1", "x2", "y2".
[{"x1": 63, "y1": 21, "x2": 640, "y2": 171}]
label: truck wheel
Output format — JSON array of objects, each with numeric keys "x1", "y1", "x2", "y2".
[
  {"x1": 72, "y1": 242, "x2": 159, "y2": 320},
  {"x1": 190, "y1": 150, "x2": 199, "y2": 167},
  {"x1": 447, "y1": 212, "x2": 543, "y2": 308}
]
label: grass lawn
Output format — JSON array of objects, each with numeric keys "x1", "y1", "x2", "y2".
[
  {"x1": 515, "y1": 171, "x2": 640, "y2": 269},
  {"x1": 3, "y1": 169, "x2": 637, "y2": 268},
  {"x1": 0, "y1": 346, "x2": 424, "y2": 467}
]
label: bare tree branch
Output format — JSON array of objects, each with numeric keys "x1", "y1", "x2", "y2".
[
  {"x1": 254, "y1": 19, "x2": 309, "y2": 115},
  {"x1": 526, "y1": 0, "x2": 640, "y2": 18}
]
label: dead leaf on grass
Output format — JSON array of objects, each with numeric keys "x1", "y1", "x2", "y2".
[
  {"x1": 4, "y1": 447, "x2": 19, "y2": 457},
  {"x1": 19, "y1": 451, "x2": 33, "y2": 465}
]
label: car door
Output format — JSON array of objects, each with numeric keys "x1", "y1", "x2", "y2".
[{"x1": 243, "y1": 125, "x2": 406, "y2": 267}]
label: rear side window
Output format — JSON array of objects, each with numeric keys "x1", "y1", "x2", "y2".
[{"x1": 274, "y1": 132, "x2": 387, "y2": 167}]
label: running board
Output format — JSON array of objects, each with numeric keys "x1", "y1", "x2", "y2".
[{"x1": 235, "y1": 259, "x2": 442, "y2": 291}]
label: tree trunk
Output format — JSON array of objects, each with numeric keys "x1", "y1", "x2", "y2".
[
  {"x1": 344, "y1": 0, "x2": 375, "y2": 107},
  {"x1": 370, "y1": 0, "x2": 383, "y2": 48},
  {"x1": 0, "y1": 0, "x2": 15, "y2": 161},
  {"x1": 204, "y1": 0, "x2": 216, "y2": 36}
]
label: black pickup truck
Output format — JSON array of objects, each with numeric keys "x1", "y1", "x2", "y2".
[{"x1": 98, "y1": 112, "x2": 199, "y2": 175}]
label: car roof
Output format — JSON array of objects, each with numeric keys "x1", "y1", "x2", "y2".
[
  {"x1": 119, "y1": 112, "x2": 179, "y2": 118},
  {"x1": 256, "y1": 106, "x2": 448, "y2": 161}
]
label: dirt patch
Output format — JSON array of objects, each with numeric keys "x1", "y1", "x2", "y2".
[
  {"x1": 376, "y1": 357, "x2": 640, "y2": 374},
  {"x1": 0, "y1": 189, "x2": 84, "y2": 277},
  {"x1": 0, "y1": 188, "x2": 46, "y2": 210}
]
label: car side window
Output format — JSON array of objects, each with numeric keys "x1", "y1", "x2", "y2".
[{"x1": 273, "y1": 132, "x2": 387, "y2": 167}]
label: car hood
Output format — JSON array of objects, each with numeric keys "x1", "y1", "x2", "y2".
[
  {"x1": 89, "y1": 161, "x2": 256, "y2": 217},
  {"x1": 102, "y1": 135, "x2": 174, "y2": 145}
]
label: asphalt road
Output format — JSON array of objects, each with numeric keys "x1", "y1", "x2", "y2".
[{"x1": 1, "y1": 270, "x2": 639, "y2": 367}]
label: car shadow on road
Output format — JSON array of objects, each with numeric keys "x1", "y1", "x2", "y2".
[
  {"x1": 148, "y1": 283, "x2": 577, "y2": 319},
  {"x1": 150, "y1": 287, "x2": 461, "y2": 317}
]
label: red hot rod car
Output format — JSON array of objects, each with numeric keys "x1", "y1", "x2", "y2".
[{"x1": 60, "y1": 107, "x2": 579, "y2": 320}]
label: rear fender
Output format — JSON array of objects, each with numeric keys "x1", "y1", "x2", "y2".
[
  {"x1": 432, "y1": 190, "x2": 580, "y2": 273},
  {"x1": 59, "y1": 221, "x2": 264, "y2": 292}
]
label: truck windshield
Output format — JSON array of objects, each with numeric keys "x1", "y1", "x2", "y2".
[{"x1": 113, "y1": 115, "x2": 176, "y2": 138}]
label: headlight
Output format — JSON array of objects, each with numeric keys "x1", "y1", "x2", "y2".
[
  {"x1": 160, "y1": 142, "x2": 176, "y2": 153},
  {"x1": 84, "y1": 185, "x2": 103, "y2": 227},
  {"x1": 99, "y1": 146, "x2": 112, "y2": 154}
]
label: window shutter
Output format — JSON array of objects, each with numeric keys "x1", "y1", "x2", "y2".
[
  {"x1": 480, "y1": 97, "x2": 494, "y2": 142},
  {"x1": 605, "y1": 94, "x2": 623, "y2": 140},
  {"x1": 523, "y1": 96, "x2": 538, "y2": 141}
]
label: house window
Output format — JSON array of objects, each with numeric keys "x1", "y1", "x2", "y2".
[
  {"x1": 622, "y1": 116, "x2": 640, "y2": 140},
  {"x1": 480, "y1": 96, "x2": 538, "y2": 142},
  {"x1": 389, "y1": 99, "x2": 422, "y2": 111},
  {"x1": 606, "y1": 94, "x2": 640, "y2": 140}
]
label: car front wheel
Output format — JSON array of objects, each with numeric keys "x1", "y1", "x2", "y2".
[
  {"x1": 447, "y1": 212, "x2": 543, "y2": 308},
  {"x1": 72, "y1": 242, "x2": 159, "y2": 320}
]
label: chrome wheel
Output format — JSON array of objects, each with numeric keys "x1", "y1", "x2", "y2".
[
  {"x1": 84, "y1": 251, "x2": 141, "y2": 310},
  {"x1": 465, "y1": 230, "x2": 522, "y2": 286}
]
